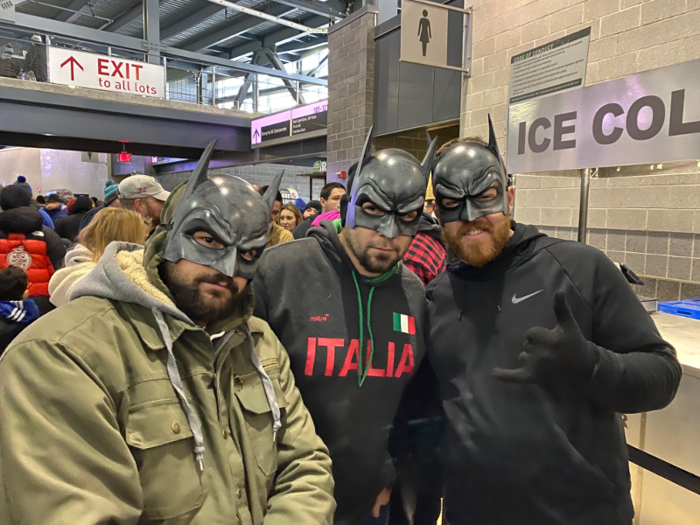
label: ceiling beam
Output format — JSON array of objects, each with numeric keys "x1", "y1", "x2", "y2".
[
  {"x1": 104, "y1": 0, "x2": 167, "y2": 33},
  {"x1": 228, "y1": 14, "x2": 328, "y2": 59},
  {"x1": 160, "y1": 3, "x2": 223, "y2": 41},
  {"x1": 54, "y1": 0, "x2": 92, "y2": 23},
  {"x1": 272, "y1": 0, "x2": 346, "y2": 19},
  {"x1": 261, "y1": 47, "x2": 304, "y2": 103},
  {"x1": 181, "y1": 3, "x2": 295, "y2": 51}
]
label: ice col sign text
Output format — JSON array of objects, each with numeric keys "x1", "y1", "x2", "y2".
[
  {"x1": 506, "y1": 58, "x2": 700, "y2": 174},
  {"x1": 49, "y1": 47, "x2": 165, "y2": 99}
]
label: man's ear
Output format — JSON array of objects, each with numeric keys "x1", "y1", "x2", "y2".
[{"x1": 507, "y1": 186, "x2": 515, "y2": 214}]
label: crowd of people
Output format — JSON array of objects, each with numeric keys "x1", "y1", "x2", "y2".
[{"x1": 0, "y1": 118, "x2": 683, "y2": 525}]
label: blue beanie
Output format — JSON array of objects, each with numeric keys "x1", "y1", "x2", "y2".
[
  {"x1": 17, "y1": 176, "x2": 26, "y2": 183},
  {"x1": 104, "y1": 180, "x2": 119, "y2": 204}
]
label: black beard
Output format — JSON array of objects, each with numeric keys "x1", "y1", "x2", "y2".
[
  {"x1": 160, "y1": 262, "x2": 246, "y2": 324},
  {"x1": 345, "y1": 231, "x2": 401, "y2": 274}
]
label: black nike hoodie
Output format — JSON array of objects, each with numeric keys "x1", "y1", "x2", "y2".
[
  {"x1": 426, "y1": 221, "x2": 681, "y2": 525},
  {"x1": 253, "y1": 222, "x2": 427, "y2": 525}
]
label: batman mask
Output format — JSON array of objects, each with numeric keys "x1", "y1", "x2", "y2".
[
  {"x1": 433, "y1": 115, "x2": 509, "y2": 224},
  {"x1": 163, "y1": 141, "x2": 284, "y2": 280},
  {"x1": 341, "y1": 124, "x2": 436, "y2": 238}
]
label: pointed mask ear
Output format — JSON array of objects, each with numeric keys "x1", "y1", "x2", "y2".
[
  {"x1": 354, "y1": 124, "x2": 374, "y2": 188},
  {"x1": 168, "y1": 139, "x2": 217, "y2": 225},
  {"x1": 422, "y1": 133, "x2": 438, "y2": 178},
  {"x1": 487, "y1": 114, "x2": 502, "y2": 161},
  {"x1": 263, "y1": 170, "x2": 285, "y2": 213}
]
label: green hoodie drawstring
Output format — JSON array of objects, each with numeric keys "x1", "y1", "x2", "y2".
[{"x1": 351, "y1": 263, "x2": 400, "y2": 387}]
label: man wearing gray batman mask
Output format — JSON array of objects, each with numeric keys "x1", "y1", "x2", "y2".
[
  {"x1": 253, "y1": 125, "x2": 436, "y2": 525},
  {"x1": 426, "y1": 117, "x2": 681, "y2": 525},
  {"x1": 0, "y1": 141, "x2": 335, "y2": 524}
]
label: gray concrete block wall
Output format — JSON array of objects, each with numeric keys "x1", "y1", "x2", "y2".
[
  {"x1": 326, "y1": 7, "x2": 377, "y2": 184},
  {"x1": 514, "y1": 165, "x2": 700, "y2": 299},
  {"x1": 155, "y1": 163, "x2": 321, "y2": 203}
]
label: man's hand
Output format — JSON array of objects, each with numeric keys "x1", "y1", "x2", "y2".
[
  {"x1": 493, "y1": 292, "x2": 599, "y2": 392},
  {"x1": 372, "y1": 487, "x2": 392, "y2": 518}
]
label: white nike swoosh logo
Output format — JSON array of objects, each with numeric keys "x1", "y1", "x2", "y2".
[{"x1": 512, "y1": 290, "x2": 544, "y2": 304}]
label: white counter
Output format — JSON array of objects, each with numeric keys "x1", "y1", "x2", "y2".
[
  {"x1": 626, "y1": 312, "x2": 700, "y2": 525},
  {"x1": 652, "y1": 312, "x2": 700, "y2": 376}
]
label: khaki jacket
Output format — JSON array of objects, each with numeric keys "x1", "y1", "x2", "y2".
[
  {"x1": 0, "y1": 243, "x2": 334, "y2": 524},
  {"x1": 266, "y1": 222, "x2": 294, "y2": 248}
]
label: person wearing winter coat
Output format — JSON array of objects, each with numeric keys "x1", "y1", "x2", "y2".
[
  {"x1": 54, "y1": 196, "x2": 94, "y2": 243},
  {"x1": 0, "y1": 143, "x2": 335, "y2": 524},
  {"x1": 0, "y1": 186, "x2": 66, "y2": 296},
  {"x1": 23, "y1": 35, "x2": 47, "y2": 82},
  {"x1": 253, "y1": 132, "x2": 437, "y2": 525},
  {"x1": 49, "y1": 207, "x2": 149, "y2": 307},
  {"x1": 0, "y1": 266, "x2": 53, "y2": 356},
  {"x1": 0, "y1": 43, "x2": 18, "y2": 79},
  {"x1": 45, "y1": 193, "x2": 68, "y2": 223},
  {"x1": 426, "y1": 119, "x2": 682, "y2": 525}
]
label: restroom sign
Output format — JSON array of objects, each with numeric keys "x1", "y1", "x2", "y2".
[
  {"x1": 48, "y1": 47, "x2": 165, "y2": 98},
  {"x1": 400, "y1": 0, "x2": 469, "y2": 72},
  {"x1": 506, "y1": 57, "x2": 700, "y2": 174}
]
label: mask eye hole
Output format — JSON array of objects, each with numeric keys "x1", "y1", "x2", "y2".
[
  {"x1": 441, "y1": 198, "x2": 461, "y2": 209},
  {"x1": 475, "y1": 188, "x2": 498, "y2": 202},
  {"x1": 361, "y1": 202, "x2": 387, "y2": 217},
  {"x1": 192, "y1": 231, "x2": 225, "y2": 250},
  {"x1": 240, "y1": 249, "x2": 258, "y2": 262},
  {"x1": 398, "y1": 210, "x2": 419, "y2": 223}
]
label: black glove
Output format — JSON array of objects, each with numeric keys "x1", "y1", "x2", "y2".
[{"x1": 493, "y1": 292, "x2": 600, "y2": 393}]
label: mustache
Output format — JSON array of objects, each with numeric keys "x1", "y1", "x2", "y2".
[
  {"x1": 195, "y1": 272, "x2": 238, "y2": 292},
  {"x1": 456, "y1": 217, "x2": 494, "y2": 235}
]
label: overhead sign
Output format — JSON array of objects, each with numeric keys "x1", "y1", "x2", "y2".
[
  {"x1": 48, "y1": 47, "x2": 165, "y2": 98},
  {"x1": 313, "y1": 160, "x2": 327, "y2": 173},
  {"x1": 508, "y1": 28, "x2": 590, "y2": 105},
  {"x1": 251, "y1": 99, "x2": 328, "y2": 147},
  {"x1": 292, "y1": 100, "x2": 328, "y2": 136},
  {"x1": 400, "y1": 0, "x2": 468, "y2": 72},
  {"x1": 0, "y1": 0, "x2": 15, "y2": 22},
  {"x1": 506, "y1": 58, "x2": 700, "y2": 174}
]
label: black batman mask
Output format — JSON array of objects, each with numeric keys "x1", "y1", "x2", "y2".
[
  {"x1": 163, "y1": 141, "x2": 283, "y2": 280},
  {"x1": 433, "y1": 115, "x2": 509, "y2": 224},
  {"x1": 341, "y1": 125, "x2": 436, "y2": 238}
]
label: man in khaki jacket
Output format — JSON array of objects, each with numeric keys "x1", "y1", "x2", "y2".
[{"x1": 0, "y1": 142, "x2": 335, "y2": 525}]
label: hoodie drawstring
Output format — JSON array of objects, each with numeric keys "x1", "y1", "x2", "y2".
[
  {"x1": 351, "y1": 263, "x2": 400, "y2": 388},
  {"x1": 152, "y1": 308, "x2": 207, "y2": 471},
  {"x1": 244, "y1": 324, "x2": 282, "y2": 442}
]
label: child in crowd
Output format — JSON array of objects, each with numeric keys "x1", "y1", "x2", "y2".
[{"x1": 0, "y1": 266, "x2": 53, "y2": 356}]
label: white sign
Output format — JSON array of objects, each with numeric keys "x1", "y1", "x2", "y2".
[
  {"x1": 48, "y1": 47, "x2": 165, "y2": 99},
  {"x1": 0, "y1": 0, "x2": 15, "y2": 22},
  {"x1": 506, "y1": 58, "x2": 700, "y2": 174},
  {"x1": 508, "y1": 28, "x2": 590, "y2": 105},
  {"x1": 401, "y1": 0, "x2": 448, "y2": 69}
]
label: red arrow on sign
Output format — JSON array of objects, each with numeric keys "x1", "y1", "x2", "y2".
[{"x1": 60, "y1": 56, "x2": 84, "y2": 82}]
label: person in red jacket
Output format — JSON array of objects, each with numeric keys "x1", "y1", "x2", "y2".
[{"x1": 0, "y1": 186, "x2": 66, "y2": 296}]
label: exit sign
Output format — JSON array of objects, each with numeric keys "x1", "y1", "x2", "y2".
[{"x1": 118, "y1": 152, "x2": 132, "y2": 162}]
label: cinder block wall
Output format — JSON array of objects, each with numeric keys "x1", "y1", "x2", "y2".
[
  {"x1": 464, "y1": 0, "x2": 700, "y2": 300},
  {"x1": 156, "y1": 164, "x2": 323, "y2": 203},
  {"x1": 326, "y1": 6, "x2": 377, "y2": 184},
  {"x1": 374, "y1": 125, "x2": 461, "y2": 161}
]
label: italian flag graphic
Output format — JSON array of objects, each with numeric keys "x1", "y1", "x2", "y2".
[{"x1": 393, "y1": 313, "x2": 415, "y2": 335}]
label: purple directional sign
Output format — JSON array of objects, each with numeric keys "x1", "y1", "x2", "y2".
[
  {"x1": 251, "y1": 110, "x2": 291, "y2": 145},
  {"x1": 251, "y1": 100, "x2": 328, "y2": 146}
]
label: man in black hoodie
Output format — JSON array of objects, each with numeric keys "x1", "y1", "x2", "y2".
[
  {"x1": 54, "y1": 196, "x2": 93, "y2": 243},
  {"x1": 254, "y1": 127, "x2": 436, "y2": 525},
  {"x1": 426, "y1": 117, "x2": 682, "y2": 525}
]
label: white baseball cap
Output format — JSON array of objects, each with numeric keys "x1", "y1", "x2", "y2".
[{"x1": 118, "y1": 175, "x2": 170, "y2": 202}]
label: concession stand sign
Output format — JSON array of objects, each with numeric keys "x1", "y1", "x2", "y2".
[{"x1": 506, "y1": 58, "x2": 700, "y2": 174}]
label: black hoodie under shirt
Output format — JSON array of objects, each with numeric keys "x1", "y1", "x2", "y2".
[
  {"x1": 426, "y1": 221, "x2": 681, "y2": 525},
  {"x1": 253, "y1": 222, "x2": 427, "y2": 525}
]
